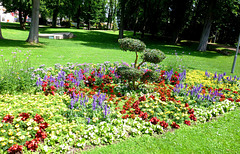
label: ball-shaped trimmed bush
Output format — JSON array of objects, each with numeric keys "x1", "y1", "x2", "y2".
[
  {"x1": 140, "y1": 70, "x2": 160, "y2": 83},
  {"x1": 142, "y1": 48, "x2": 166, "y2": 64},
  {"x1": 116, "y1": 66, "x2": 144, "y2": 81},
  {"x1": 118, "y1": 38, "x2": 146, "y2": 52}
]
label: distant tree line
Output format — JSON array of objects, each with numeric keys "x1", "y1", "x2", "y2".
[{"x1": 0, "y1": 0, "x2": 239, "y2": 50}]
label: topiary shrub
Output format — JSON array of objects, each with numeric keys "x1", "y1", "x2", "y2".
[
  {"x1": 118, "y1": 38, "x2": 146, "y2": 52},
  {"x1": 116, "y1": 66, "x2": 144, "y2": 81},
  {"x1": 117, "y1": 38, "x2": 166, "y2": 90},
  {"x1": 142, "y1": 48, "x2": 166, "y2": 64},
  {"x1": 140, "y1": 70, "x2": 160, "y2": 83}
]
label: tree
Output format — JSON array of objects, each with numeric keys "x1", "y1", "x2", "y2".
[
  {"x1": 119, "y1": 0, "x2": 128, "y2": 38},
  {"x1": 26, "y1": 0, "x2": 40, "y2": 43},
  {"x1": 43, "y1": 0, "x2": 63, "y2": 27},
  {"x1": 197, "y1": 0, "x2": 217, "y2": 51},
  {"x1": 0, "y1": 0, "x2": 31, "y2": 29},
  {"x1": 0, "y1": 22, "x2": 3, "y2": 39},
  {"x1": 169, "y1": 0, "x2": 193, "y2": 44}
]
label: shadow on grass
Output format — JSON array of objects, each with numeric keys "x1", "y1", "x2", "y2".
[
  {"x1": 2, "y1": 22, "x2": 232, "y2": 59},
  {"x1": 0, "y1": 39, "x2": 45, "y2": 48}
]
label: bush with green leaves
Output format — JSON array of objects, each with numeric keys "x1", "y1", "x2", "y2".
[
  {"x1": 117, "y1": 38, "x2": 166, "y2": 90},
  {"x1": 116, "y1": 66, "x2": 144, "y2": 81},
  {"x1": 118, "y1": 38, "x2": 146, "y2": 52},
  {"x1": 142, "y1": 48, "x2": 166, "y2": 64}
]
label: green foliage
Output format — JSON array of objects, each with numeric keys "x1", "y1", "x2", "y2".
[
  {"x1": 140, "y1": 70, "x2": 160, "y2": 83},
  {"x1": 0, "y1": 51, "x2": 35, "y2": 94},
  {"x1": 116, "y1": 66, "x2": 143, "y2": 81},
  {"x1": 118, "y1": 38, "x2": 146, "y2": 52},
  {"x1": 142, "y1": 48, "x2": 166, "y2": 64}
]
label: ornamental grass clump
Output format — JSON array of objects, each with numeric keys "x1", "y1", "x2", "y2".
[{"x1": 117, "y1": 38, "x2": 166, "y2": 90}]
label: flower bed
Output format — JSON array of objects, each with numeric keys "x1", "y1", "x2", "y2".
[{"x1": 0, "y1": 62, "x2": 239, "y2": 153}]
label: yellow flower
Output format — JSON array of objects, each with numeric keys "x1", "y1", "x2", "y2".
[
  {"x1": 10, "y1": 136, "x2": 15, "y2": 140},
  {"x1": 0, "y1": 123, "x2": 3, "y2": 127},
  {"x1": 15, "y1": 124, "x2": 19, "y2": 128},
  {"x1": 1, "y1": 129, "x2": 6, "y2": 133},
  {"x1": 1, "y1": 142, "x2": 6, "y2": 146},
  {"x1": 0, "y1": 137, "x2": 4, "y2": 142},
  {"x1": 8, "y1": 131, "x2": 13, "y2": 136},
  {"x1": 27, "y1": 122, "x2": 32, "y2": 126},
  {"x1": 8, "y1": 140, "x2": 14, "y2": 144},
  {"x1": 16, "y1": 132, "x2": 21, "y2": 136}
]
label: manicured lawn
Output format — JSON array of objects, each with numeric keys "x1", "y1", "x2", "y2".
[
  {"x1": 0, "y1": 23, "x2": 239, "y2": 76},
  {"x1": 85, "y1": 109, "x2": 240, "y2": 154}
]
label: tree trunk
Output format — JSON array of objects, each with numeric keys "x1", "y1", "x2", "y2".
[
  {"x1": 19, "y1": 10, "x2": 26, "y2": 30},
  {"x1": 141, "y1": 0, "x2": 148, "y2": 39},
  {"x1": 107, "y1": 8, "x2": 111, "y2": 30},
  {"x1": 52, "y1": 9, "x2": 58, "y2": 28},
  {"x1": 197, "y1": 0, "x2": 217, "y2": 51},
  {"x1": 133, "y1": 16, "x2": 138, "y2": 36},
  {"x1": 119, "y1": 0, "x2": 125, "y2": 39},
  {"x1": 87, "y1": 20, "x2": 91, "y2": 30},
  {"x1": 0, "y1": 23, "x2": 4, "y2": 39},
  {"x1": 197, "y1": 19, "x2": 212, "y2": 51},
  {"x1": 77, "y1": 5, "x2": 81, "y2": 29},
  {"x1": 26, "y1": 0, "x2": 40, "y2": 44}
]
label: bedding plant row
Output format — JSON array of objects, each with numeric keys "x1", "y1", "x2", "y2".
[{"x1": 0, "y1": 61, "x2": 240, "y2": 153}]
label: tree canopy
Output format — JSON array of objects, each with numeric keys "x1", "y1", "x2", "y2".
[{"x1": 0, "y1": 0, "x2": 239, "y2": 48}]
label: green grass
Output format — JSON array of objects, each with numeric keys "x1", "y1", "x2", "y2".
[
  {"x1": 84, "y1": 109, "x2": 240, "y2": 154},
  {"x1": 1, "y1": 22, "x2": 239, "y2": 75}
]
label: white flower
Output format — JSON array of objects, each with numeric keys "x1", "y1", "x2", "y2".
[
  {"x1": 20, "y1": 135, "x2": 25, "y2": 140},
  {"x1": 43, "y1": 145, "x2": 48, "y2": 152},
  {"x1": 145, "y1": 129, "x2": 149, "y2": 134},
  {"x1": 27, "y1": 127, "x2": 32, "y2": 130},
  {"x1": 51, "y1": 135, "x2": 57, "y2": 140},
  {"x1": 34, "y1": 127, "x2": 39, "y2": 131}
]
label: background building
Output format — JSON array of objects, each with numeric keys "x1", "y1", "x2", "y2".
[{"x1": 0, "y1": 3, "x2": 15, "y2": 23}]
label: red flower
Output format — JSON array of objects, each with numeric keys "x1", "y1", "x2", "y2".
[
  {"x1": 184, "y1": 120, "x2": 191, "y2": 126},
  {"x1": 188, "y1": 108, "x2": 194, "y2": 114},
  {"x1": 122, "y1": 114, "x2": 129, "y2": 119},
  {"x1": 149, "y1": 95, "x2": 155, "y2": 100},
  {"x1": 35, "y1": 129, "x2": 47, "y2": 141},
  {"x1": 132, "y1": 100, "x2": 140, "y2": 109},
  {"x1": 120, "y1": 109, "x2": 126, "y2": 114},
  {"x1": 171, "y1": 122, "x2": 180, "y2": 129},
  {"x1": 34, "y1": 114, "x2": 44, "y2": 124},
  {"x1": 39, "y1": 122, "x2": 49, "y2": 130},
  {"x1": 50, "y1": 86, "x2": 56, "y2": 91},
  {"x1": 189, "y1": 114, "x2": 197, "y2": 121},
  {"x1": 51, "y1": 91, "x2": 55, "y2": 95},
  {"x1": 25, "y1": 139, "x2": 39, "y2": 152},
  {"x1": 160, "y1": 121, "x2": 168, "y2": 128},
  {"x1": 219, "y1": 98, "x2": 225, "y2": 101},
  {"x1": 149, "y1": 117, "x2": 160, "y2": 125},
  {"x1": 139, "y1": 95, "x2": 146, "y2": 102},
  {"x1": 185, "y1": 103, "x2": 189, "y2": 108},
  {"x1": 8, "y1": 144, "x2": 23, "y2": 154},
  {"x1": 139, "y1": 112, "x2": 148, "y2": 120},
  {"x1": 134, "y1": 107, "x2": 141, "y2": 114},
  {"x1": 236, "y1": 99, "x2": 240, "y2": 102},
  {"x1": 161, "y1": 96, "x2": 166, "y2": 101},
  {"x1": 130, "y1": 114, "x2": 135, "y2": 119},
  {"x1": 1, "y1": 114, "x2": 14, "y2": 124},
  {"x1": 228, "y1": 98, "x2": 234, "y2": 102},
  {"x1": 19, "y1": 113, "x2": 30, "y2": 121}
]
